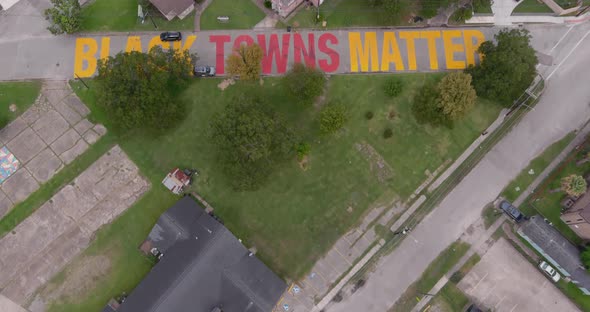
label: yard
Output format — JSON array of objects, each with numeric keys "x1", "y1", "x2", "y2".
[
  {"x1": 79, "y1": 0, "x2": 195, "y2": 32},
  {"x1": 200, "y1": 0, "x2": 265, "y2": 30},
  {"x1": 501, "y1": 132, "x2": 575, "y2": 202},
  {"x1": 44, "y1": 74, "x2": 502, "y2": 311},
  {"x1": 287, "y1": 0, "x2": 418, "y2": 28},
  {"x1": 0, "y1": 81, "x2": 41, "y2": 128},
  {"x1": 512, "y1": 0, "x2": 554, "y2": 14}
]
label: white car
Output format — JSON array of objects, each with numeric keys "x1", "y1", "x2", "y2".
[{"x1": 539, "y1": 261, "x2": 561, "y2": 282}]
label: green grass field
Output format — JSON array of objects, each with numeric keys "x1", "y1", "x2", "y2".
[
  {"x1": 79, "y1": 0, "x2": 195, "y2": 32},
  {"x1": 512, "y1": 0, "x2": 554, "y2": 14},
  {"x1": 501, "y1": 132, "x2": 575, "y2": 202},
  {"x1": 43, "y1": 74, "x2": 501, "y2": 311},
  {"x1": 0, "y1": 81, "x2": 41, "y2": 128},
  {"x1": 200, "y1": 0, "x2": 265, "y2": 30}
]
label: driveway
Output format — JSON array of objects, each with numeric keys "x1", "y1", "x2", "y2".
[
  {"x1": 324, "y1": 22, "x2": 590, "y2": 312},
  {"x1": 458, "y1": 238, "x2": 579, "y2": 312}
]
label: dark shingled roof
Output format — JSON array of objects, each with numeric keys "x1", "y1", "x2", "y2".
[
  {"x1": 149, "y1": 0, "x2": 193, "y2": 15},
  {"x1": 518, "y1": 215, "x2": 590, "y2": 293},
  {"x1": 119, "y1": 197, "x2": 286, "y2": 312}
]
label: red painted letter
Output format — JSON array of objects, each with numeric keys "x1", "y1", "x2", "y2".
[
  {"x1": 233, "y1": 35, "x2": 254, "y2": 50},
  {"x1": 294, "y1": 33, "x2": 316, "y2": 68},
  {"x1": 209, "y1": 35, "x2": 230, "y2": 75},
  {"x1": 318, "y1": 33, "x2": 339, "y2": 72},
  {"x1": 257, "y1": 34, "x2": 290, "y2": 74}
]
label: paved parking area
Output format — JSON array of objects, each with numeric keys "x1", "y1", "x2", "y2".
[
  {"x1": 0, "y1": 146, "x2": 149, "y2": 306},
  {"x1": 0, "y1": 80, "x2": 106, "y2": 218},
  {"x1": 458, "y1": 238, "x2": 580, "y2": 312}
]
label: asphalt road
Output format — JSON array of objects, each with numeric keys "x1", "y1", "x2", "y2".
[{"x1": 326, "y1": 22, "x2": 590, "y2": 312}]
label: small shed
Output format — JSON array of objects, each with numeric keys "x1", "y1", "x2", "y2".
[{"x1": 162, "y1": 168, "x2": 193, "y2": 195}]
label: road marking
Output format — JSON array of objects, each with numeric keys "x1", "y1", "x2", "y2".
[
  {"x1": 547, "y1": 29, "x2": 590, "y2": 80},
  {"x1": 495, "y1": 295, "x2": 506, "y2": 308},
  {"x1": 509, "y1": 303, "x2": 519, "y2": 312},
  {"x1": 471, "y1": 272, "x2": 489, "y2": 292},
  {"x1": 333, "y1": 246, "x2": 353, "y2": 265},
  {"x1": 549, "y1": 25, "x2": 575, "y2": 53}
]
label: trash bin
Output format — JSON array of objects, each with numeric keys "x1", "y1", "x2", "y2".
[{"x1": 287, "y1": 26, "x2": 292, "y2": 32}]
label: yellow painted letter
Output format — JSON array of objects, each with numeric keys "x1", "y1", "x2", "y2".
[
  {"x1": 148, "y1": 36, "x2": 170, "y2": 51},
  {"x1": 399, "y1": 31, "x2": 420, "y2": 70},
  {"x1": 99, "y1": 37, "x2": 110, "y2": 60},
  {"x1": 442, "y1": 30, "x2": 465, "y2": 69},
  {"x1": 381, "y1": 32, "x2": 404, "y2": 71},
  {"x1": 172, "y1": 35, "x2": 197, "y2": 51},
  {"x1": 73, "y1": 38, "x2": 98, "y2": 78},
  {"x1": 420, "y1": 31, "x2": 441, "y2": 70},
  {"x1": 348, "y1": 32, "x2": 379, "y2": 72},
  {"x1": 463, "y1": 30, "x2": 485, "y2": 66},
  {"x1": 125, "y1": 36, "x2": 143, "y2": 52}
]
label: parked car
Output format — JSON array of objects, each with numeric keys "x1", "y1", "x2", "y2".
[
  {"x1": 160, "y1": 31, "x2": 182, "y2": 42},
  {"x1": 193, "y1": 66, "x2": 216, "y2": 77},
  {"x1": 499, "y1": 200, "x2": 525, "y2": 223},
  {"x1": 539, "y1": 261, "x2": 561, "y2": 282},
  {"x1": 466, "y1": 304, "x2": 482, "y2": 312}
]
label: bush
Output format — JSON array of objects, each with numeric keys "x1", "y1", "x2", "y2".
[
  {"x1": 561, "y1": 174, "x2": 587, "y2": 197},
  {"x1": 283, "y1": 63, "x2": 326, "y2": 107},
  {"x1": 365, "y1": 111, "x2": 374, "y2": 120},
  {"x1": 320, "y1": 103, "x2": 348, "y2": 134},
  {"x1": 383, "y1": 128, "x2": 393, "y2": 139},
  {"x1": 452, "y1": 6, "x2": 473, "y2": 23},
  {"x1": 264, "y1": 0, "x2": 272, "y2": 9},
  {"x1": 296, "y1": 142, "x2": 311, "y2": 161},
  {"x1": 384, "y1": 78, "x2": 403, "y2": 97}
]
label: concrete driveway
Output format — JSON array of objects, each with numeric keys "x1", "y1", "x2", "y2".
[{"x1": 458, "y1": 238, "x2": 579, "y2": 312}]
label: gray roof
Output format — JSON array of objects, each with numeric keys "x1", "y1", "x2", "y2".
[
  {"x1": 518, "y1": 215, "x2": 590, "y2": 290},
  {"x1": 119, "y1": 197, "x2": 286, "y2": 312}
]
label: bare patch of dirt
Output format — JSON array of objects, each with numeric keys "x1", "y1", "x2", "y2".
[
  {"x1": 9, "y1": 104, "x2": 17, "y2": 112},
  {"x1": 39, "y1": 255, "x2": 111, "y2": 304},
  {"x1": 355, "y1": 141, "x2": 394, "y2": 183},
  {"x1": 298, "y1": 155, "x2": 310, "y2": 171},
  {"x1": 217, "y1": 78, "x2": 235, "y2": 90}
]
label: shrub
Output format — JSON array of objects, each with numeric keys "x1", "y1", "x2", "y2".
[
  {"x1": 320, "y1": 103, "x2": 348, "y2": 134},
  {"x1": 383, "y1": 128, "x2": 393, "y2": 139},
  {"x1": 452, "y1": 6, "x2": 473, "y2": 23},
  {"x1": 296, "y1": 142, "x2": 311, "y2": 161},
  {"x1": 283, "y1": 63, "x2": 326, "y2": 107},
  {"x1": 561, "y1": 174, "x2": 587, "y2": 197},
  {"x1": 365, "y1": 111, "x2": 374, "y2": 120},
  {"x1": 384, "y1": 78, "x2": 403, "y2": 97},
  {"x1": 264, "y1": 0, "x2": 272, "y2": 9}
]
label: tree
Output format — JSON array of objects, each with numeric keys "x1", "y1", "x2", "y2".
[
  {"x1": 561, "y1": 174, "x2": 587, "y2": 197},
  {"x1": 466, "y1": 29, "x2": 538, "y2": 106},
  {"x1": 96, "y1": 47, "x2": 197, "y2": 133},
  {"x1": 411, "y1": 82, "x2": 451, "y2": 128},
  {"x1": 582, "y1": 248, "x2": 590, "y2": 269},
  {"x1": 452, "y1": 6, "x2": 473, "y2": 23},
  {"x1": 436, "y1": 72, "x2": 477, "y2": 121},
  {"x1": 226, "y1": 43, "x2": 264, "y2": 81},
  {"x1": 44, "y1": 0, "x2": 81, "y2": 35},
  {"x1": 283, "y1": 63, "x2": 326, "y2": 107},
  {"x1": 319, "y1": 103, "x2": 348, "y2": 134},
  {"x1": 210, "y1": 92, "x2": 295, "y2": 191}
]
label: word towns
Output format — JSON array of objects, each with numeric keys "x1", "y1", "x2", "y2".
[{"x1": 73, "y1": 30, "x2": 486, "y2": 77}]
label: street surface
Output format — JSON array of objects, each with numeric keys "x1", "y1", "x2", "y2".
[{"x1": 326, "y1": 22, "x2": 590, "y2": 312}]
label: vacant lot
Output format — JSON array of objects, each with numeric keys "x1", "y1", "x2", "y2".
[
  {"x1": 49, "y1": 74, "x2": 502, "y2": 311},
  {"x1": 200, "y1": 0, "x2": 265, "y2": 30},
  {"x1": 79, "y1": 0, "x2": 194, "y2": 32}
]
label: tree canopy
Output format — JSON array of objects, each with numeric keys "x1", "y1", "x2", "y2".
[
  {"x1": 210, "y1": 92, "x2": 296, "y2": 191},
  {"x1": 226, "y1": 43, "x2": 264, "y2": 81},
  {"x1": 44, "y1": 0, "x2": 81, "y2": 35},
  {"x1": 411, "y1": 82, "x2": 451, "y2": 128},
  {"x1": 436, "y1": 72, "x2": 477, "y2": 121},
  {"x1": 96, "y1": 47, "x2": 197, "y2": 133},
  {"x1": 319, "y1": 103, "x2": 348, "y2": 134},
  {"x1": 283, "y1": 63, "x2": 326, "y2": 107},
  {"x1": 466, "y1": 29, "x2": 538, "y2": 106},
  {"x1": 561, "y1": 174, "x2": 587, "y2": 197}
]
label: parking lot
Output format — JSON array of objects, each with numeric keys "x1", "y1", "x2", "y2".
[{"x1": 458, "y1": 238, "x2": 579, "y2": 312}]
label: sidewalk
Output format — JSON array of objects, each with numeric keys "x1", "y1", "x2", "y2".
[{"x1": 193, "y1": 0, "x2": 214, "y2": 32}]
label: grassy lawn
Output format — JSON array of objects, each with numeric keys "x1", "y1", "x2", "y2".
[
  {"x1": 430, "y1": 283, "x2": 470, "y2": 312},
  {"x1": 0, "y1": 81, "x2": 41, "y2": 128},
  {"x1": 473, "y1": 0, "x2": 493, "y2": 14},
  {"x1": 43, "y1": 74, "x2": 501, "y2": 312},
  {"x1": 512, "y1": 0, "x2": 554, "y2": 14},
  {"x1": 501, "y1": 132, "x2": 575, "y2": 202},
  {"x1": 79, "y1": 0, "x2": 194, "y2": 32},
  {"x1": 481, "y1": 203, "x2": 502, "y2": 229},
  {"x1": 287, "y1": 0, "x2": 418, "y2": 28},
  {"x1": 557, "y1": 280, "x2": 590, "y2": 311},
  {"x1": 200, "y1": 0, "x2": 265, "y2": 30},
  {"x1": 391, "y1": 240, "x2": 470, "y2": 312}
]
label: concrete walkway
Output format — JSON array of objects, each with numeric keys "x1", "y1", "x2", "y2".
[
  {"x1": 513, "y1": 119, "x2": 590, "y2": 207},
  {"x1": 193, "y1": 0, "x2": 214, "y2": 32}
]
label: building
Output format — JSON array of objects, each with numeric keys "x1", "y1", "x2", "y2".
[
  {"x1": 272, "y1": 0, "x2": 322, "y2": 18},
  {"x1": 518, "y1": 215, "x2": 590, "y2": 295},
  {"x1": 149, "y1": 0, "x2": 194, "y2": 20},
  {"x1": 561, "y1": 191, "x2": 590, "y2": 240},
  {"x1": 114, "y1": 196, "x2": 287, "y2": 312}
]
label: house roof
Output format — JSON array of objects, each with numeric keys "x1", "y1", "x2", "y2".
[
  {"x1": 518, "y1": 215, "x2": 590, "y2": 289},
  {"x1": 118, "y1": 197, "x2": 286, "y2": 312},
  {"x1": 569, "y1": 192, "x2": 590, "y2": 222},
  {"x1": 149, "y1": 0, "x2": 193, "y2": 15}
]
